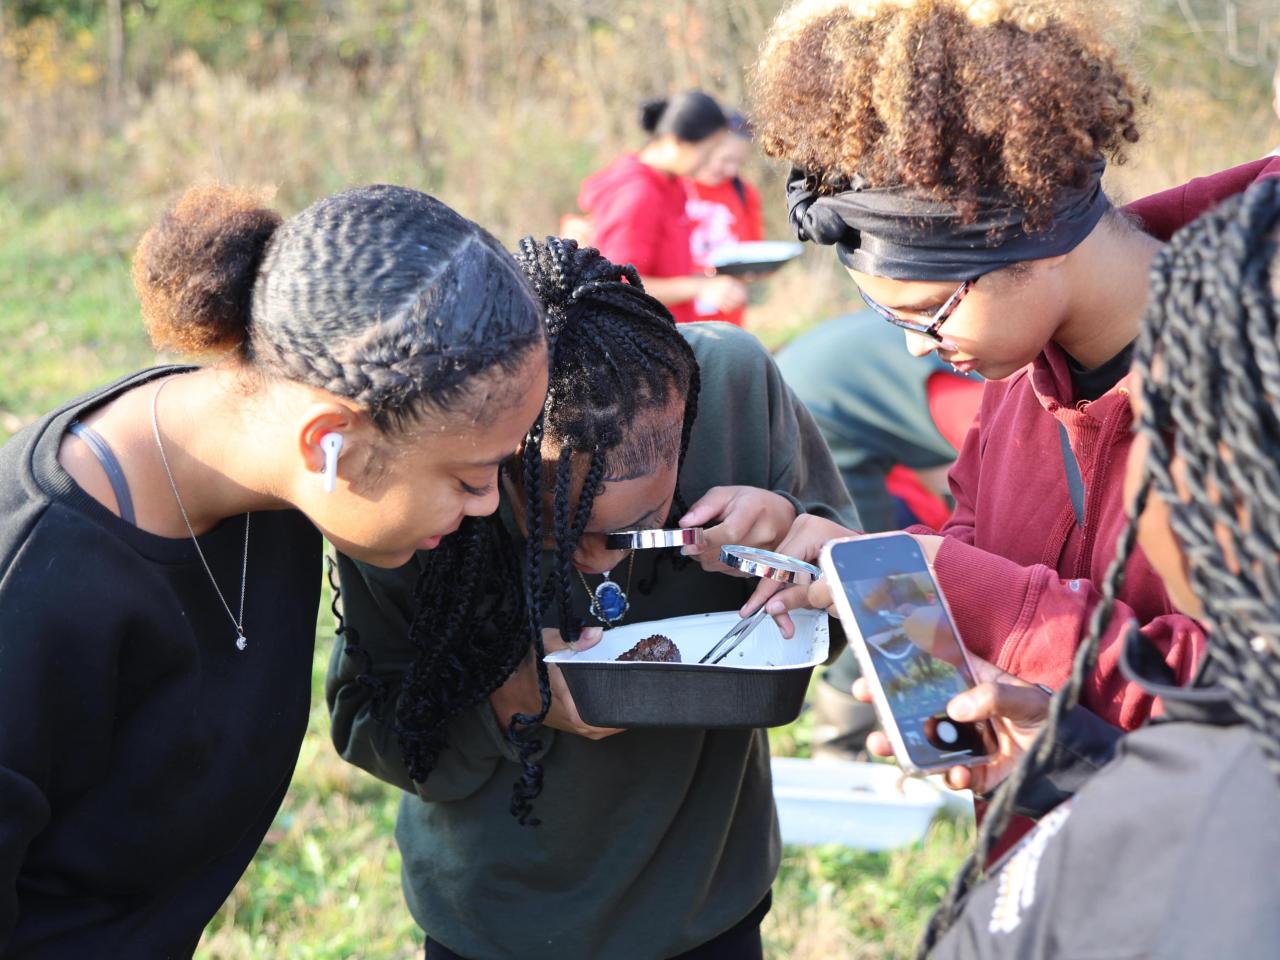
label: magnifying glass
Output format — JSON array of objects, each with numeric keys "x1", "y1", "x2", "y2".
[
  {"x1": 605, "y1": 528, "x2": 705, "y2": 550},
  {"x1": 718, "y1": 545, "x2": 822, "y2": 585}
]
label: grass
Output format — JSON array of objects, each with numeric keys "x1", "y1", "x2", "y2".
[
  {"x1": 0, "y1": 193, "x2": 153, "y2": 439},
  {"x1": 5, "y1": 184, "x2": 972, "y2": 958}
]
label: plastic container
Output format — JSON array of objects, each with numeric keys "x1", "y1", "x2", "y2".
[
  {"x1": 546, "y1": 609, "x2": 828, "y2": 728},
  {"x1": 771, "y1": 756, "x2": 945, "y2": 850}
]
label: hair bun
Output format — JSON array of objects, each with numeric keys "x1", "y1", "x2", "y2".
[
  {"x1": 133, "y1": 185, "x2": 282, "y2": 357},
  {"x1": 639, "y1": 98, "x2": 669, "y2": 134}
]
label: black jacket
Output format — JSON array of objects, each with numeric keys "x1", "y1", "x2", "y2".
[{"x1": 934, "y1": 634, "x2": 1280, "y2": 960}]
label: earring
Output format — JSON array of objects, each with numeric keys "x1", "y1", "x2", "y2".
[{"x1": 320, "y1": 433, "x2": 344, "y2": 493}]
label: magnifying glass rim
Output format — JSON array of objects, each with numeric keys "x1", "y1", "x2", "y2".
[
  {"x1": 604, "y1": 527, "x2": 706, "y2": 550},
  {"x1": 719, "y1": 545, "x2": 822, "y2": 584}
]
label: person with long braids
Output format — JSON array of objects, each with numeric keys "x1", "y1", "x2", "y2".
[
  {"x1": 885, "y1": 174, "x2": 1280, "y2": 960},
  {"x1": 327, "y1": 238, "x2": 854, "y2": 960},
  {"x1": 744, "y1": 1, "x2": 1280, "y2": 850},
  {"x1": 0, "y1": 184, "x2": 549, "y2": 955}
]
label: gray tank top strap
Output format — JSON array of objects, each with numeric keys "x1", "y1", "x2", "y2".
[{"x1": 68, "y1": 420, "x2": 137, "y2": 525}]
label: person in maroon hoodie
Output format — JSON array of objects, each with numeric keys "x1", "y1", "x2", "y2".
[
  {"x1": 744, "y1": 0, "x2": 1280, "y2": 850},
  {"x1": 913, "y1": 174, "x2": 1280, "y2": 960},
  {"x1": 577, "y1": 90, "x2": 747, "y2": 324}
]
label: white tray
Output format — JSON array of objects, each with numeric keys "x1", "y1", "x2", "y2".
[{"x1": 771, "y1": 756, "x2": 945, "y2": 850}]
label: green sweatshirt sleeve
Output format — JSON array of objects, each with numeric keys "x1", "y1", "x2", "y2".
[
  {"x1": 680, "y1": 324, "x2": 858, "y2": 663},
  {"x1": 326, "y1": 552, "x2": 552, "y2": 802},
  {"x1": 763, "y1": 346, "x2": 862, "y2": 529}
]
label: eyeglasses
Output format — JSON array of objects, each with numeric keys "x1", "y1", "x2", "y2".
[{"x1": 858, "y1": 278, "x2": 974, "y2": 343}]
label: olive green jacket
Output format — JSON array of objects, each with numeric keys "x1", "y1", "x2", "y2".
[{"x1": 327, "y1": 323, "x2": 856, "y2": 959}]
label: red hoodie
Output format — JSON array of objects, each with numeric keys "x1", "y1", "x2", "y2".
[
  {"x1": 578, "y1": 153, "x2": 697, "y2": 324},
  {"x1": 916, "y1": 156, "x2": 1280, "y2": 728}
]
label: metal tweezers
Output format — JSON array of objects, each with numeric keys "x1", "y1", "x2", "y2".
[{"x1": 698, "y1": 608, "x2": 769, "y2": 665}]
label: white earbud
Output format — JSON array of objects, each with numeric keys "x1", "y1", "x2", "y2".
[{"x1": 320, "y1": 433, "x2": 344, "y2": 493}]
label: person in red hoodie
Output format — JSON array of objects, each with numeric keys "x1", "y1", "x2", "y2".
[
  {"x1": 577, "y1": 90, "x2": 747, "y2": 324},
  {"x1": 912, "y1": 175, "x2": 1280, "y2": 960},
  {"x1": 681, "y1": 112, "x2": 764, "y2": 326},
  {"x1": 744, "y1": 0, "x2": 1280, "y2": 846}
]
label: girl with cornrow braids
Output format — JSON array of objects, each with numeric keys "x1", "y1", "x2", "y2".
[
  {"x1": 881, "y1": 174, "x2": 1280, "y2": 960},
  {"x1": 747, "y1": 0, "x2": 1280, "y2": 856},
  {"x1": 327, "y1": 238, "x2": 855, "y2": 960},
  {"x1": 0, "y1": 184, "x2": 549, "y2": 956}
]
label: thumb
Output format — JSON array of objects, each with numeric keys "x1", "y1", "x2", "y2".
[
  {"x1": 948, "y1": 682, "x2": 1048, "y2": 725},
  {"x1": 574, "y1": 626, "x2": 605, "y2": 651},
  {"x1": 679, "y1": 486, "x2": 736, "y2": 528}
]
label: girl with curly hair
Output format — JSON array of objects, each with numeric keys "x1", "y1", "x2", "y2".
[
  {"x1": 913, "y1": 173, "x2": 1280, "y2": 960},
  {"x1": 746, "y1": 0, "x2": 1280, "y2": 854}
]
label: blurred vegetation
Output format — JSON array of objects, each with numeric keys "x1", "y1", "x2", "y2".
[
  {"x1": 1, "y1": 1, "x2": 1277, "y2": 400},
  {"x1": 2, "y1": 1, "x2": 1279, "y2": 956}
]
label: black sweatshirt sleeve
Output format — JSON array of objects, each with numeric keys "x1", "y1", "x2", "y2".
[{"x1": 0, "y1": 513, "x2": 123, "y2": 949}]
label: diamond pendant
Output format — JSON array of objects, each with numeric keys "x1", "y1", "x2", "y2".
[
  {"x1": 593, "y1": 571, "x2": 629, "y2": 624},
  {"x1": 235, "y1": 632, "x2": 248, "y2": 651}
]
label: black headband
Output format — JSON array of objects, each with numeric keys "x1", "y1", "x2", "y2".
[{"x1": 786, "y1": 158, "x2": 1111, "y2": 280}]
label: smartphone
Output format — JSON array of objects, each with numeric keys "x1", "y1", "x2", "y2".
[{"x1": 819, "y1": 533, "x2": 994, "y2": 775}]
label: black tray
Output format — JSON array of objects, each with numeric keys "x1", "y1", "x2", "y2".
[{"x1": 547, "y1": 609, "x2": 828, "y2": 728}]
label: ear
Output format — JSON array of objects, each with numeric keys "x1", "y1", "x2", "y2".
[{"x1": 297, "y1": 402, "x2": 365, "y2": 478}]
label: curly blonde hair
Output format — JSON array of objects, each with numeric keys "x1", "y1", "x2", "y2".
[{"x1": 752, "y1": 0, "x2": 1144, "y2": 226}]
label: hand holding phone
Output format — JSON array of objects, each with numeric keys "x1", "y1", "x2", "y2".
[
  {"x1": 819, "y1": 533, "x2": 996, "y2": 775},
  {"x1": 853, "y1": 656, "x2": 1051, "y2": 792}
]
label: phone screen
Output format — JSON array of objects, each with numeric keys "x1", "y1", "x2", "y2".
[{"x1": 829, "y1": 535, "x2": 990, "y2": 768}]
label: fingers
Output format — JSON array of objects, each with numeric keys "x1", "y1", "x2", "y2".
[
  {"x1": 679, "y1": 486, "x2": 736, "y2": 529},
  {"x1": 963, "y1": 652, "x2": 1026, "y2": 689},
  {"x1": 806, "y1": 581, "x2": 834, "y2": 613},
  {"x1": 945, "y1": 766, "x2": 974, "y2": 791},
  {"x1": 547, "y1": 664, "x2": 624, "y2": 740},
  {"x1": 687, "y1": 518, "x2": 744, "y2": 573},
  {"x1": 679, "y1": 487, "x2": 751, "y2": 574},
  {"x1": 866, "y1": 730, "x2": 893, "y2": 758},
  {"x1": 772, "y1": 514, "x2": 858, "y2": 566},
  {"x1": 741, "y1": 575, "x2": 787, "y2": 616},
  {"x1": 754, "y1": 583, "x2": 809, "y2": 638},
  {"x1": 572, "y1": 627, "x2": 604, "y2": 651},
  {"x1": 681, "y1": 489, "x2": 795, "y2": 573},
  {"x1": 947, "y1": 681, "x2": 1050, "y2": 727},
  {"x1": 541, "y1": 626, "x2": 603, "y2": 654},
  {"x1": 851, "y1": 676, "x2": 872, "y2": 704},
  {"x1": 762, "y1": 579, "x2": 830, "y2": 618}
]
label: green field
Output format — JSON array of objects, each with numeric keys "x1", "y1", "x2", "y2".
[{"x1": 1, "y1": 189, "x2": 972, "y2": 958}]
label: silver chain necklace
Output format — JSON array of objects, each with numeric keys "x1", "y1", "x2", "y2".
[{"x1": 151, "y1": 377, "x2": 252, "y2": 651}]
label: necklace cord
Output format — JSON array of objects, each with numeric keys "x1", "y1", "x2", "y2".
[{"x1": 151, "y1": 376, "x2": 252, "y2": 649}]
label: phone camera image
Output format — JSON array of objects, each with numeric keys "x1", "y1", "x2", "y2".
[{"x1": 823, "y1": 534, "x2": 991, "y2": 772}]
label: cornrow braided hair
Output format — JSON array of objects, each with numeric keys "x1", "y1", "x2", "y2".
[
  {"x1": 918, "y1": 177, "x2": 1280, "y2": 954},
  {"x1": 392, "y1": 237, "x2": 700, "y2": 824},
  {"x1": 249, "y1": 184, "x2": 545, "y2": 433}
]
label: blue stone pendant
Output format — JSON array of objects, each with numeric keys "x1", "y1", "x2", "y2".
[{"x1": 593, "y1": 571, "x2": 630, "y2": 624}]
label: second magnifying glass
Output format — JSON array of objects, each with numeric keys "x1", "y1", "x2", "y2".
[{"x1": 718, "y1": 545, "x2": 822, "y2": 585}]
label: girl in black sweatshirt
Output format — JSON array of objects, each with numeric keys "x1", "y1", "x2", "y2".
[{"x1": 0, "y1": 184, "x2": 549, "y2": 957}]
